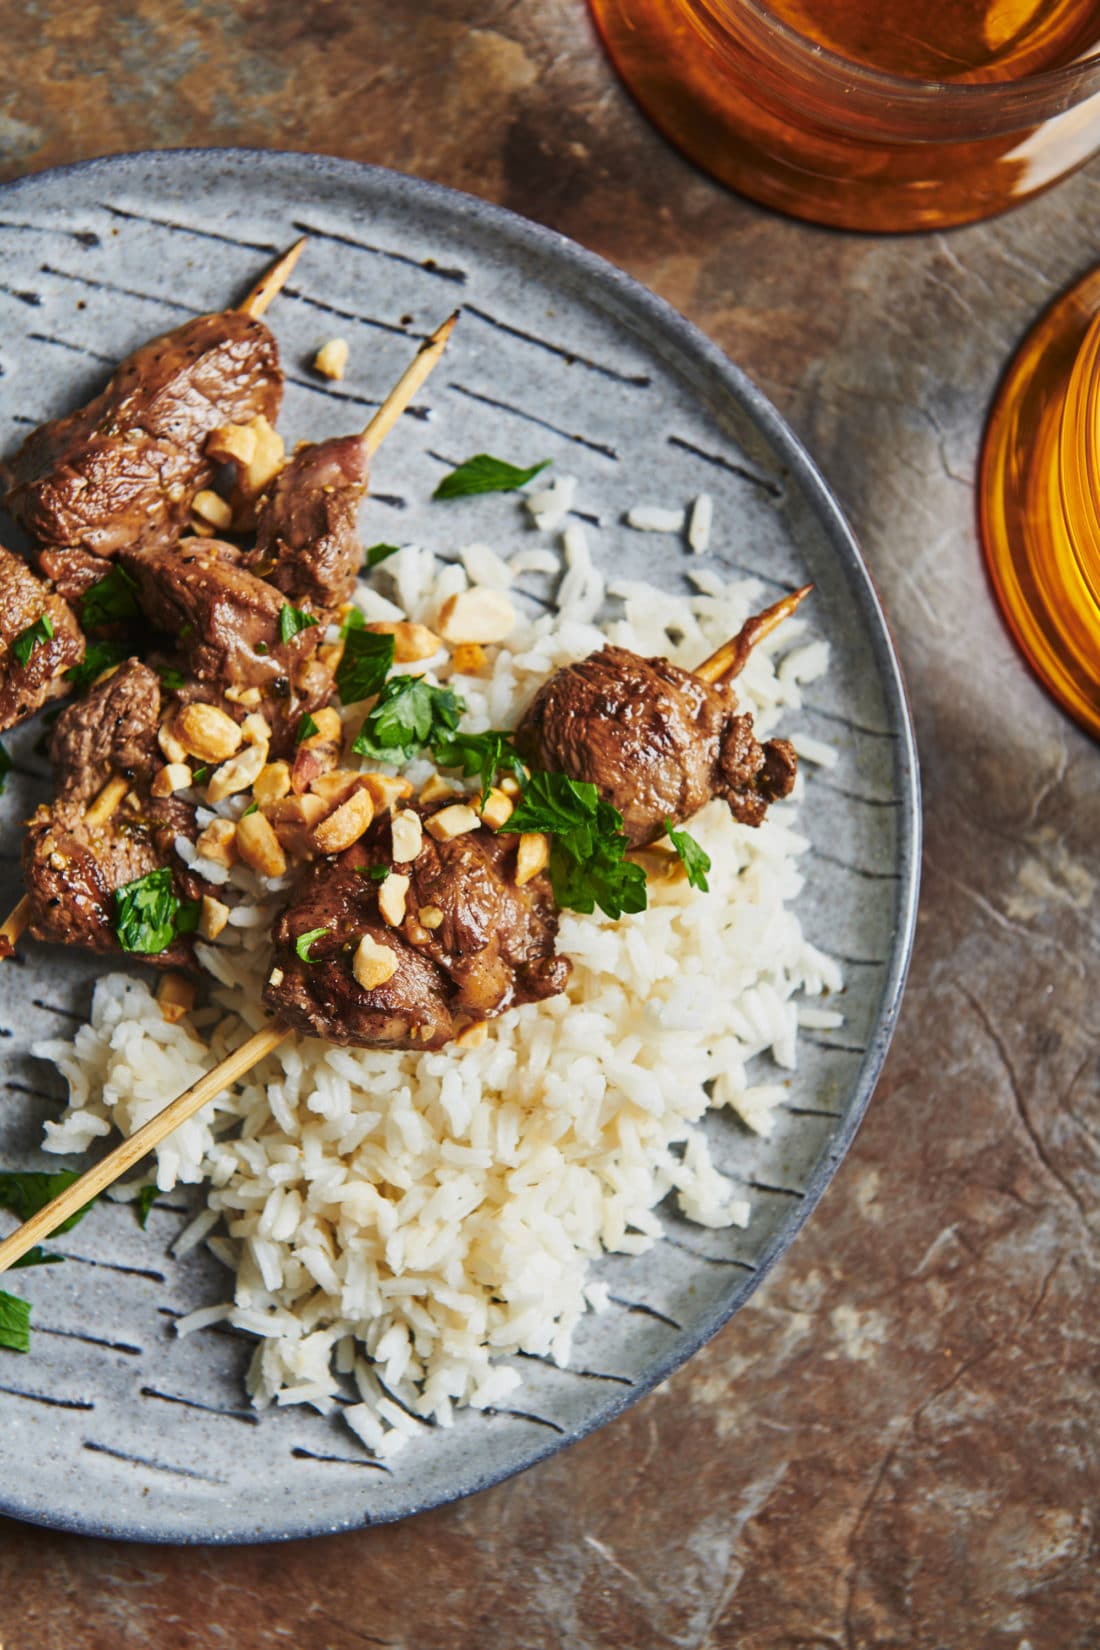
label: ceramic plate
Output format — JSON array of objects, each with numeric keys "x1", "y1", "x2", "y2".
[{"x1": 0, "y1": 150, "x2": 919, "y2": 1543}]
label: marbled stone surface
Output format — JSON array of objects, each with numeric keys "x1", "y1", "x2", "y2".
[{"x1": 0, "y1": 2, "x2": 1097, "y2": 1645}]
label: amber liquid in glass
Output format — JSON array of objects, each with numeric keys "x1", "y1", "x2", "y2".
[{"x1": 589, "y1": 0, "x2": 1100, "y2": 228}]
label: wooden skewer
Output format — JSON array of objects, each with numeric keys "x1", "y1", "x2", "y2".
[
  {"x1": 0, "y1": 894, "x2": 29, "y2": 962},
  {"x1": 361, "y1": 312, "x2": 459, "y2": 456},
  {"x1": 694, "y1": 584, "x2": 813, "y2": 686},
  {"x1": 0, "y1": 1024, "x2": 290, "y2": 1276},
  {"x1": 238, "y1": 236, "x2": 308, "y2": 320}
]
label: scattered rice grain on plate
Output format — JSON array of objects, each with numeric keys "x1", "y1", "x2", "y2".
[
  {"x1": 625, "y1": 504, "x2": 686, "y2": 533},
  {"x1": 688, "y1": 493, "x2": 713, "y2": 554}
]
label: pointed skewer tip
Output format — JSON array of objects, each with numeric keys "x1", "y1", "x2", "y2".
[{"x1": 239, "y1": 236, "x2": 308, "y2": 319}]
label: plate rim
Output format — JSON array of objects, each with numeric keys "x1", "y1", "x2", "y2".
[{"x1": 0, "y1": 145, "x2": 921, "y2": 1544}]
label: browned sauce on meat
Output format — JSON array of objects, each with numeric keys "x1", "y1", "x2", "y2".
[
  {"x1": 515, "y1": 644, "x2": 797, "y2": 845},
  {"x1": 3, "y1": 312, "x2": 281, "y2": 598},
  {"x1": 264, "y1": 804, "x2": 570, "y2": 1049},
  {"x1": 0, "y1": 543, "x2": 84, "y2": 732}
]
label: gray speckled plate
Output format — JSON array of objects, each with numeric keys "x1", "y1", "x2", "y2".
[{"x1": 0, "y1": 149, "x2": 919, "y2": 1544}]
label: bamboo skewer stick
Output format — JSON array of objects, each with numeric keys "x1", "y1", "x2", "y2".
[
  {"x1": 0, "y1": 894, "x2": 30, "y2": 962},
  {"x1": 0, "y1": 1024, "x2": 290, "y2": 1275},
  {"x1": 694, "y1": 584, "x2": 813, "y2": 686},
  {"x1": 361, "y1": 312, "x2": 459, "y2": 456},
  {"x1": 238, "y1": 236, "x2": 307, "y2": 319}
]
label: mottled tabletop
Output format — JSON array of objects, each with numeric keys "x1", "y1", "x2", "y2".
[{"x1": 0, "y1": 2, "x2": 1097, "y2": 1647}]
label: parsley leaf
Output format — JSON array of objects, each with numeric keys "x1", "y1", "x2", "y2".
[
  {"x1": 80, "y1": 565, "x2": 140, "y2": 628},
  {"x1": 363, "y1": 543, "x2": 400, "y2": 570},
  {"x1": 12, "y1": 613, "x2": 55, "y2": 668},
  {"x1": 0, "y1": 1291, "x2": 30, "y2": 1355},
  {"x1": 113, "y1": 867, "x2": 198, "y2": 955},
  {"x1": 295, "y1": 927, "x2": 328, "y2": 962},
  {"x1": 278, "y1": 604, "x2": 319, "y2": 644},
  {"x1": 358, "y1": 864, "x2": 389, "y2": 882},
  {"x1": 295, "y1": 712, "x2": 319, "y2": 745},
  {"x1": 63, "y1": 638, "x2": 128, "y2": 693},
  {"x1": 336, "y1": 627, "x2": 393, "y2": 704},
  {"x1": 156, "y1": 665, "x2": 187, "y2": 693},
  {"x1": 432, "y1": 729, "x2": 527, "y2": 804},
  {"x1": 433, "y1": 454, "x2": 550, "y2": 500},
  {"x1": 135, "y1": 1184, "x2": 158, "y2": 1229},
  {"x1": 665, "y1": 819, "x2": 711, "y2": 892},
  {"x1": 11, "y1": 1248, "x2": 64, "y2": 1270},
  {"x1": 0, "y1": 1170, "x2": 95, "y2": 1234},
  {"x1": 352, "y1": 677, "x2": 464, "y2": 764},
  {"x1": 191, "y1": 765, "x2": 210, "y2": 785},
  {"x1": 0, "y1": 742, "x2": 10, "y2": 797},
  {"x1": 507, "y1": 771, "x2": 648, "y2": 921}
]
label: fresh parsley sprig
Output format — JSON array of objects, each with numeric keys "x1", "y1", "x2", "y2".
[
  {"x1": 336, "y1": 626, "x2": 394, "y2": 706},
  {"x1": 112, "y1": 867, "x2": 200, "y2": 956},
  {"x1": 665, "y1": 819, "x2": 711, "y2": 892},
  {"x1": 506, "y1": 772, "x2": 647, "y2": 921},
  {"x1": 363, "y1": 543, "x2": 400, "y2": 571},
  {"x1": 0, "y1": 1291, "x2": 30, "y2": 1355},
  {"x1": 80, "y1": 565, "x2": 141, "y2": 628},
  {"x1": 11, "y1": 613, "x2": 54, "y2": 668},
  {"x1": 278, "y1": 604, "x2": 319, "y2": 644},
  {"x1": 295, "y1": 927, "x2": 328, "y2": 963},
  {"x1": 352, "y1": 677, "x2": 464, "y2": 764},
  {"x1": 431, "y1": 729, "x2": 528, "y2": 802},
  {"x1": 64, "y1": 639, "x2": 128, "y2": 693},
  {"x1": 433, "y1": 454, "x2": 550, "y2": 500}
]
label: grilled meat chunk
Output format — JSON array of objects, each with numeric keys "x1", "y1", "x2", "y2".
[
  {"x1": 246, "y1": 433, "x2": 370, "y2": 609},
  {"x1": 121, "y1": 540, "x2": 334, "y2": 758},
  {"x1": 4, "y1": 313, "x2": 281, "y2": 598},
  {"x1": 264, "y1": 804, "x2": 570, "y2": 1049},
  {"x1": 22, "y1": 659, "x2": 203, "y2": 964},
  {"x1": 0, "y1": 544, "x2": 84, "y2": 732},
  {"x1": 515, "y1": 645, "x2": 797, "y2": 846}
]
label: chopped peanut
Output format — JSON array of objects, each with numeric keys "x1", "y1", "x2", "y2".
[
  {"x1": 478, "y1": 787, "x2": 514, "y2": 829},
  {"x1": 156, "y1": 972, "x2": 195, "y2": 1025},
  {"x1": 425, "y1": 803, "x2": 481, "y2": 842},
  {"x1": 84, "y1": 776, "x2": 128, "y2": 828},
  {"x1": 390, "y1": 809, "x2": 423, "y2": 863},
  {"x1": 360, "y1": 773, "x2": 414, "y2": 814},
  {"x1": 453, "y1": 1020, "x2": 489, "y2": 1050},
  {"x1": 418, "y1": 905, "x2": 444, "y2": 930},
  {"x1": 240, "y1": 711, "x2": 272, "y2": 744},
  {"x1": 364, "y1": 620, "x2": 443, "y2": 664},
  {"x1": 451, "y1": 642, "x2": 487, "y2": 675},
  {"x1": 312, "y1": 787, "x2": 374, "y2": 855},
  {"x1": 437, "y1": 587, "x2": 515, "y2": 646},
  {"x1": 265, "y1": 793, "x2": 328, "y2": 859},
  {"x1": 178, "y1": 703, "x2": 243, "y2": 764},
  {"x1": 151, "y1": 762, "x2": 193, "y2": 799},
  {"x1": 225, "y1": 686, "x2": 263, "y2": 710},
  {"x1": 253, "y1": 760, "x2": 291, "y2": 805},
  {"x1": 158, "y1": 718, "x2": 187, "y2": 765},
  {"x1": 243, "y1": 415, "x2": 285, "y2": 495},
  {"x1": 195, "y1": 817, "x2": 238, "y2": 867},
  {"x1": 268, "y1": 966, "x2": 285, "y2": 989},
  {"x1": 378, "y1": 872, "x2": 410, "y2": 927},
  {"x1": 308, "y1": 769, "x2": 363, "y2": 808},
  {"x1": 515, "y1": 832, "x2": 550, "y2": 886},
  {"x1": 207, "y1": 421, "x2": 258, "y2": 468},
  {"x1": 198, "y1": 894, "x2": 230, "y2": 941},
  {"x1": 206, "y1": 739, "x2": 269, "y2": 804},
  {"x1": 192, "y1": 489, "x2": 233, "y2": 530},
  {"x1": 236, "y1": 809, "x2": 287, "y2": 878},
  {"x1": 353, "y1": 933, "x2": 399, "y2": 990},
  {"x1": 313, "y1": 337, "x2": 349, "y2": 380},
  {"x1": 303, "y1": 707, "x2": 343, "y2": 746},
  {"x1": 500, "y1": 774, "x2": 521, "y2": 798},
  {"x1": 418, "y1": 773, "x2": 455, "y2": 805}
]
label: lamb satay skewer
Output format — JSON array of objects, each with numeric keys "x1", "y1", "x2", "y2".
[
  {"x1": 1, "y1": 240, "x2": 304, "y2": 601},
  {"x1": 0, "y1": 316, "x2": 461, "y2": 976}
]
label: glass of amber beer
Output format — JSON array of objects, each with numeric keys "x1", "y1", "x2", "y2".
[{"x1": 589, "y1": 0, "x2": 1100, "y2": 231}]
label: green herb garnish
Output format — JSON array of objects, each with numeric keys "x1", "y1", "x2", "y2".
[
  {"x1": 278, "y1": 604, "x2": 319, "y2": 644},
  {"x1": 80, "y1": 565, "x2": 140, "y2": 628},
  {"x1": 191, "y1": 765, "x2": 210, "y2": 786},
  {"x1": 0, "y1": 1291, "x2": 30, "y2": 1355},
  {"x1": 352, "y1": 677, "x2": 464, "y2": 764},
  {"x1": 433, "y1": 454, "x2": 550, "y2": 500},
  {"x1": 241, "y1": 800, "x2": 259, "y2": 817},
  {"x1": 295, "y1": 712, "x2": 320, "y2": 745},
  {"x1": 156, "y1": 665, "x2": 187, "y2": 693},
  {"x1": 335, "y1": 627, "x2": 393, "y2": 705},
  {"x1": 665, "y1": 819, "x2": 711, "y2": 892},
  {"x1": 135, "y1": 1184, "x2": 158, "y2": 1229},
  {"x1": 11, "y1": 1249, "x2": 64, "y2": 1270},
  {"x1": 360, "y1": 864, "x2": 390, "y2": 882},
  {"x1": 255, "y1": 641, "x2": 269, "y2": 656},
  {"x1": 507, "y1": 772, "x2": 647, "y2": 921},
  {"x1": 0, "y1": 1170, "x2": 95, "y2": 1234},
  {"x1": 63, "y1": 639, "x2": 128, "y2": 693},
  {"x1": 432, "y1": 729, "x2": 527, "y2": 804},
  {"x1": 363, "y1": 543, "x2": 400, "y2": 570},
  {"x1": 295, "y1": 927, "x2": 328, "y2": 963},
  {"x1": 112, "y1": 867, "x2": 199, "y2": 955},
  {"x1": 11, "y1": 613, "x2": 54, "y2": 668},
  {"x1": 0, "y1": 742, "x2": 10, "y2": 796}
]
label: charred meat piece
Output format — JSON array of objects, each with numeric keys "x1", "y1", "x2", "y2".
[
  {"x1": 0, "y1": 544, "x2": 84, "y2": 732},
  {"x1": 515, "y1": 645, "x2": 797, "y2": 846},
  {"x1": 121, "y1": 540, "x2": 334, "y2": 758},
  {"x1": 22, "y1": 659, "x2": 204, "y2": 964},
  {"x1": 4, "y1": 313, "x2": 281, "y2": 598},
  {"x1": 246, "y1": 433, "x2": 370, "y2": 610},
  {"x1": 265, "y1": 804, "x2": 570, "y2": 1049}
]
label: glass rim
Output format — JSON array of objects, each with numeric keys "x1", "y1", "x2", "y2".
[{"x1": 701, "y1": 0, "x2": 1100, "y2": 112}]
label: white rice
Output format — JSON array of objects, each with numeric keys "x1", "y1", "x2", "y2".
[
  {"x1": 35, "y1": 545, "x2": 840, "y2": 1454},
  {"x1": 625, "y1": 505, "x2": 686, "y2": 533},
  {"x1": 688, "y1": 493, "x2": 713, "y2": 555}
]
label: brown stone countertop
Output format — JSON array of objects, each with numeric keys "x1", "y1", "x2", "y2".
[{"x1": 0, "y1": 3, "x2": 1098, "y2": 1645}]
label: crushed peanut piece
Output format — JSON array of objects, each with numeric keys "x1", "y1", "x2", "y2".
[
  {"x1": 390, "y1": 809, "x2": 423, "y2": 863},
  {"x1": 418, "y1": 905, "x2": 444, "y2": 930},
  {"x1": 236, "y1": 809, "x2": 287, "y2": 878},
  {"x1": 207, "y1": 739, "x2": 268, "y2": 804},
  {"x1": 225, "y1": 686, "x2": 263, "y2": 710},
  {"x1": 365, "y1": 620, "x2": 442, "y2": 664},
  {"x1": 253, "y1": 760, "x2": 291, "y2": 806},
  {"x1": 301, "y1": 706, "x2": 343, "y2": 747},
  {"x1": 352, "y1": 932, "x2": 399, "y2": 990},
  {"x1": 478, "y1": 787, "x2": 514, "y2": 829},
  {"x1": 313, "y1": 337, "x2": 349, "y2": 380},
  {"x1": 515, "y1": 832, "x2": 550, "y2": 886},
  {"x1": 378, "y1": 872, "x2": 411, "y2": 927},
  {"x1": 84, "y1": 776, "x2": 128, "y2": 828},
  {"x1": 268, "y1": 967, "x2": 285, "y2": 988},
  {"x1": 417, "y1": 774, "x2": 454, "y2": 805},
  {"x1": 158, "y1": 718, "x2": 187, "y2": 765},
  {"x1": 451, "y1": 642, "x2": 487, "y2": 675},
  {"x1": 361, "y1": 773, "x2": 414, "y2": 814},
  {"x1": 308, "y1": 769, "x2": 362, "y2": 808},
  {"x1": 207, "y1": 421, "x2": 258, "y2": 468},
  {"x1": 192, "y1": 489, "x2": 233, "y2": 530},
  {"x1": 157, "y1": 972, "x2": 195, "y2": 1025},
  {"x1": 195, "y1": 817, "x2": 238, "y2": 867},
  {"x1": 500, "y1": 775, "x2": 521, "y2": 798},
  {"x1": 425, "y1": 803, "x2": 481, "y2": 842},
  {"x1": 178, "y1": 702, "x2": 243, "y2": 763},
  {"x1": 198, "y1": 894, "x2": 230, "y2": 941},
  {"x1": 312, "y1": 787, "x2": 374, "y2": 855},
  {"x1": 453, "y1": 1020, "x2": 489, "y2": 1049},
  {"x1": 240, "y1": 711, "x2": 272, "y2": 744},
  {"x1": 151, "y1": 762, "x2": 193, "y2": 799},
  {"x1": 437, "y1": 587, "x2": 515, "y2": 646}
]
